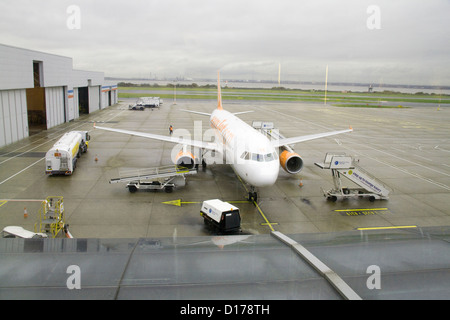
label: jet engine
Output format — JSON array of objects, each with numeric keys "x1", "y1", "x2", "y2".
[
  {"x1": 175, "y1": 150, "x2": 196, "y2": 169},
  {"x1": 279, "y1": 147, "x2": 303, "y2": 174}
]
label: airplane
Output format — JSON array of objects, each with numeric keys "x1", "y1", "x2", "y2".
[{"x1": 94, "y1": 72, "x2": 352, "y2": 201}]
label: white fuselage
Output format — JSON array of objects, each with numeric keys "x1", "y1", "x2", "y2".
[{"x1": 209, "y1": 109, "x2": 279, "y2": 187}]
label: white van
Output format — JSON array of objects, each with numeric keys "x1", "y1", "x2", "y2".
[{"x1": 200, "y1": 199, "x2": 241, "y2": 232}]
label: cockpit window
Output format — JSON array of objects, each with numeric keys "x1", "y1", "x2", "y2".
[
  {"x1": 252, "y1": 153, "x2": 264, "y2": 162},
  {"x1": 264, "y1": 153, "x2": 274, "y2": 162},
  {"x1": 242, "y1": 152, "x2": 278, "y2": 162}
]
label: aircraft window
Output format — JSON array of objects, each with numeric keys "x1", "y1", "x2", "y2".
[
  {"x1": 252, "y1": 153, "x2": 264, "y2": 162},
  {"x1": 264, "y1": 153, "x2": 274, "y2": 162},
  {"x1": 241, "y1": 152, "x2": 251, "y2": 160}
]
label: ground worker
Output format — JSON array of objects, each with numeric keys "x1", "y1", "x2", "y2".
[{"x1": 169, "y1": 125, "x2": 173, "y2": 135}]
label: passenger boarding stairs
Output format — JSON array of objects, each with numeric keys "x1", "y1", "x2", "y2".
[{"x1": 315, "y1": 153, "x2": 390, "y2": 201}]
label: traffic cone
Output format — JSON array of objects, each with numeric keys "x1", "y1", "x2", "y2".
[
  {"x1": 95, "y1": 154, "x2": 98, "y2": 162},
  {"x1": 299, "y1": 179, "x2": 303, "y2": 187},
  {"x1": 24, "y1": 207, "x2": 28, "y2": 218}
]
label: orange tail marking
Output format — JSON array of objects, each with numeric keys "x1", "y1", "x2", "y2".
[{"x1": 217, "y1": 70, "x2": 223, "y2": 110}]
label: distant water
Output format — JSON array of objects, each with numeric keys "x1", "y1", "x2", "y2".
[{"x1": 110, "y1": 79, "x2": 450, "y2": 95}]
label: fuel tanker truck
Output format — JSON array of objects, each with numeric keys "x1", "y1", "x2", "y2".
[{"x1": 45, "y1": 131, "x2": 90, "y2": 175}]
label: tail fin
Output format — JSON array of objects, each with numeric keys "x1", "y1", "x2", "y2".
[{"x1": 217, "y1": 70, "x2": 223, "y2": 110}]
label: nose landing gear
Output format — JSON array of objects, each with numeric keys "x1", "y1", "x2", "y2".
[{"x1": 248, "y1": 186, "x2": 258, "y2": 203}]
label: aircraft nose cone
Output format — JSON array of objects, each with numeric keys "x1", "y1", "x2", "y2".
[{"x1": 251, "y1": 162, "x2": 279, "y2": 187}]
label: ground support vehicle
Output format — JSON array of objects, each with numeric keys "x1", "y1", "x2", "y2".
[
  {"x1": 315, "y1": 153, "x2": 390, "y2": 202},
  {"x1": 200, "y1": 199, "x2": 241, "y2": 233},
  {"x1": 110, "y1": 165, "x2": 197, "y2": 193},
  {"x1": 45, "y1": 131, "x2": 90, "y2": 175}
]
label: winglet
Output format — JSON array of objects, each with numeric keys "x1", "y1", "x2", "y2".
[{"x1": 217, "y1": 70, "x2": 223, "y2": 110}]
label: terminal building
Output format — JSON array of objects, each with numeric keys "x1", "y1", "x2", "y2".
[{"x1": 0, "y1": 43, "x2": 118, "y2": 148}]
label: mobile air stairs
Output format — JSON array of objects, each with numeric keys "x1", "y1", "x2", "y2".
[
  {"x1": 35, "y1": 196, "x2": 72, "y2": 238},
  {"x1": 315, "y1": 153, "x2": 390, "y2": 202},
  {"x1": 109, "y1": 165, "x2": 197, "y2": 193}
]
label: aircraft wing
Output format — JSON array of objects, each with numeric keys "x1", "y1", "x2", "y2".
[
  {"x1": 232, "y1": 111, "x2": 254, "y2": 116},
  {"x1": 180, "y1": 109, "x2": 253, "y2": 116},
  {"x1": 179, "y1": 109, "x2": 211, "y2": 116},
  {"x1": 94, "y1": 125, "x2": 218, "y2": 151},
  {"x1": 271, "y1": 128, "x2": 353, "y2": 148}
]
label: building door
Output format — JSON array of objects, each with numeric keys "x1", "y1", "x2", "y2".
[
  {"x1": 25, "y1": 61, "x2": 46, "y2": 135},
  {"x1": 78, "y1": 87, "x2": 89, "y2": 114}
]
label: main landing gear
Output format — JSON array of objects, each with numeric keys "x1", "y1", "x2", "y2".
[{"x1": 195, "y1": 159, "x2": 207, "y2": 171}]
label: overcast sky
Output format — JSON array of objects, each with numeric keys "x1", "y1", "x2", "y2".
[{"x1": 0, "y1": 0, "x2": 449, "y2": 85}]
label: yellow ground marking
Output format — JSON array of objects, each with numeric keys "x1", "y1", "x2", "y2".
[
  {"x1": 356, "y1": 225, "x2": 417, "y2": 231},
  {"x1": 233, "y1": 171, "x2": 278, "y2": 231},
  {"x1": 162, "y1": 199, "x2": 199, "y2": 207},
  {"x1": 335, "y1": 208, "x2": 389, "y2": 216},
  {"x1": 253, "y1": 200, "x2": 276, "y2": 232},
  {"x1": 335, "y1": 208, "x2": 388, "y2": 212},
  {"x1": 162, "y1": 199, "x2": 251, "y2": 207},
  {"x1": 163, "y1": 197, "x2": 278, "y2": 231}
]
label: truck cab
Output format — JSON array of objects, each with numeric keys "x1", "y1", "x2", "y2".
[{"x1": 75, "y1": 130, "x2": 90, "y2": 153}]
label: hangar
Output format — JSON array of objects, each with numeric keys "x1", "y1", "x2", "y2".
[{"x1": 0, "y1": 43, "x2": 117, "y2": 148}]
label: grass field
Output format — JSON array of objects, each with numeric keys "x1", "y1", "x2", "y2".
[
  {"x1": 333, "y1": 104, "x2": 408, "y2": 108},
  {"x1": 118, "y1": 85, "x2": 450, "y2": 107}
]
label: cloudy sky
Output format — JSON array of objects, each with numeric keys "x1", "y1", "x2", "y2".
[{"x1": 0, "y1": 0, "x2": 449, "y2": 85}]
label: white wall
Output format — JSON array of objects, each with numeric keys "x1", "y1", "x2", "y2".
[
  {"x1": 45, "y1": 87, "x2": 65, "y2": 129},
  {"x1": 67, "y1": 88, "x2": 75, "y2": 121},
  {"x1": 100, "y1": 85, "x2": 118, "y2": 109},
  {"x1": 88, "y1": 86, "x2": 100, "y2": 113},
  {"x1": 112, "y1": 86, "x2": 118, "y2": 104},
  {"x1": 0, "y1": 44, "x2": 73, "y2": 90},
  {"x1": 0, "y1": 89, "x2": 28, "y2": 146},
  {"x1": 72, "y1": 70, "x2": 104, "y2": 87},
  {"x1": 101, "y1": 86, "x2": 110, "y2": 109},
  {"x1": 71, "y1": 88, "x2": 79, "y2": 121},
  {"x1": 0, "y1": 44, "x2": 116, "y2": 148}
]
